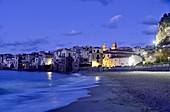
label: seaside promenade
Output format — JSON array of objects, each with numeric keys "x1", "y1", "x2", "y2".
[{"x1": 79, "y1": 64, "x2": 170, "y2": 72}]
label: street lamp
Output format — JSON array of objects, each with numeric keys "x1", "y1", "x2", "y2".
[
  {"x1": 152, "y1": 40, "x2": 157, "y2": 45},
  {"x1": 168, "y1": 57, "x2": 170, "y2": 62}
]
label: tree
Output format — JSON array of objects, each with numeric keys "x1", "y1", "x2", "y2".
[{"x1": 156, "y1": 48, "x2": 170, "y2": 63}]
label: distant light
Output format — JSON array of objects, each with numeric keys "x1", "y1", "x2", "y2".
[
  {"x1": 152, "y1": 40, "x2": 157, "y2": 45},
  {"x1": 168, "y1": 57, "x2": 170, "y2": 60},
  {"x1": 47, "y1": 58, "x2": 52, "y2": 65},
  {"x1": 95, "y1": 76, "x2": 100, "y2": 81}
]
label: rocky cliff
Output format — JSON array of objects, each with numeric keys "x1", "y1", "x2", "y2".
[{"x1": 156, "y1": 13, "x2": 170, "y2": 46}]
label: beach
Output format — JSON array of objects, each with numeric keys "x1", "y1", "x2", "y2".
[{"x1": 48, "y1": 71, "x2": 170, "y2": 112}]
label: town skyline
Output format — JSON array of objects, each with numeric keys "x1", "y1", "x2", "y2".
[{"x1": 0, "y1": 0, "x2": 170, "y2": 53}]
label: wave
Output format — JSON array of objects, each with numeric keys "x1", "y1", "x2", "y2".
[
  {"x1": 0, "y1": 71, "x2": 99, "y2": 112},
  {"x1": 0, "y1": 88, "x2": 13, "y2": 95}
]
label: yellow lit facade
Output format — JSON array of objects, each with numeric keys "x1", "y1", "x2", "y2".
[
  {"x1": 103, "y1": 56, "x2": 114, "y2": 67},
  {"x1": 92, "y1": 61, "x2": 100, "y2": 67},
  {"x1": 45, "y1": 58, "x2": 52, "y2": 65}
]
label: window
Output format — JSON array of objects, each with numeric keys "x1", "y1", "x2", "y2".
[
  {"x1": 68, "y1": 53, "x2": 71, "y2": 57},
  {"x1": 96, "y1": 55, "x2": 100, "y2": 62}
]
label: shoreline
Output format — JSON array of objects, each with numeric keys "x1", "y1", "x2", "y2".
[
  {"x1": 48, "y1": 72, "x2": 159, "y2": 112},
  {"x1": 1, "y1": 70, "x2": 170, "y2": 111},
  {"x1": 1, "y1": 64, "x2": 170, "y2": 74}
]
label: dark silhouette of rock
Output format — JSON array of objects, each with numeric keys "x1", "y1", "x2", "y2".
[{"x1": 164, "y1": 13, "x2": 168, "y2": 18}]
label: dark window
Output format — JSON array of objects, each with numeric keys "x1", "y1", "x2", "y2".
[
  {"x1": 96, "y1": 55, "x2": 100, "y2": 62},
  {"x1": 68, "y1": 53, "x2": 71, "y2": 57}
]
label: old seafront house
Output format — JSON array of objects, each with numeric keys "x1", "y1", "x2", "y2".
[{"x1": 0, "y1": 42, "x2": 150, "y2": 72}]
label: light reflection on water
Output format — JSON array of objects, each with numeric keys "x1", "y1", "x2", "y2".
[
  {"x1": 47, "y1": 72, "x2": 52, "y2": 80},
  {"x1": 47, "y1": 72, "x2": 53, "y2": 87},
  {"x1": 0, "y1": 71, "x2": 99, "y2": 112},
  {"x1": 95, "y1": 76, "x2": 100, "y2": 82}
]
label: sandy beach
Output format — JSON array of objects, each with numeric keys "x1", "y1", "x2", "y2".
[{"x1": 48, "y1": 72, "x2": 170, "y2": 112}]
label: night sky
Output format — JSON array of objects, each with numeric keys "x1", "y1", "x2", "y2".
[{"x1": 0, "y1": 0, "x2": 170, "y2": 53}]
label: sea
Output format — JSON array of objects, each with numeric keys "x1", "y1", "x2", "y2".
[{"x1": 0, "y1": 70, "x2": 100, "y2": 112}]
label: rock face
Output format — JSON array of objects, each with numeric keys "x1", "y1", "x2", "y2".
[{"x1": 156, "y1": 13, "x2": 170, "y2": 46}]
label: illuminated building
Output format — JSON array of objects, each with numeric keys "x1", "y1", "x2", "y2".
[
  {"x1": 103, "y1": 43, "x2": 108, "y2": 51},
  {"x1": 39, "y1": 51, "x2": 53, "y2": 70},
  {"x1": 53, "y1": 48, "x2": 73, "y2": 72},
  {"x1": 103, "y1": 43, "x2": 143, "y2": 67},
  {"x1": 92, "y1": 47, "x2": 103, "y2": 67}
]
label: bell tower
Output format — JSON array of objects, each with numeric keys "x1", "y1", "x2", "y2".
[
  {"x1": 103, "y1": 43, "x2": 108, "y2": 51},
  {"x1": 112, "y1": 42, "x2": 117, "y2": 50}
]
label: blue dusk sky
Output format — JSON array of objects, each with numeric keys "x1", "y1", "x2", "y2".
[{"x1": 0, "y1": 0, "x2": 169, "y2": 53}]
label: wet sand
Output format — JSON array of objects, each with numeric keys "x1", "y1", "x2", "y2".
[{"x1": 48, "y1": 71, "x2": 170, "y2": 112}]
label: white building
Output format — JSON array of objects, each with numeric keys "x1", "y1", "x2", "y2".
[{"x1": 103, "y1": 46, "x2": 143, "y2": 67}]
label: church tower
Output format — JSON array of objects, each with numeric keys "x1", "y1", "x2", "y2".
[
  {"x1": 112, "y1": 42, "x2": 117, "y2": 50},
  {"x1": 103, "y1": 43, "x2": 108, "y2": 51}
]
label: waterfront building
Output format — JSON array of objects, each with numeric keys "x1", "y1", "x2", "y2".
[
  {"x1": 133, "y1": 46, "x2": 145, "y2": 55},
  {"x1": 103, "y1": 44, "x2": 143, "y2": 67},
  {"x1": 14, "y1": 54, "x2": 22, "y2": 70},
  {"x1": 91, "y1": 47, "x2": 103, "y2": 67},
  {"x1": 39, "y1": 51, "x2": 53, "y2": 70},
  {"x1": 2, "y1": 54, "x2": 15, "y2": 69},
  {"x1": 72, "y1": 46, "x2": 92, "y2": 67},
  {"x1": 53, "y1": 48, "x2": 73, "y2": 72},
  {"x1": 72, "y1": 51, "x2": 80, "y2": 72}
]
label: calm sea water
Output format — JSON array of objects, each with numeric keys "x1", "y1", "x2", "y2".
[{"x1": 0, "y1": 71, "x2": 100, "y2": 112}]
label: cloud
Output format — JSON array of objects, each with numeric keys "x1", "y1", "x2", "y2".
[
  {"x1": 102, "y1": 15, "x2": 122, "y2": 29},
  {"x1": 56, "y1": 42, "x2": 72, "y2": 47},
  {"x1": 79, "y1": 0, "x2": 113, "y2": 6},
  {"x1": 117, "y1": 41, "x2": 127, "y2": 46},
  {"x1": 0, "y1": 37, "x2": 49, "y2": 48},
  {"x1": 143, "y1": 25, "x2": 158, "y2": 35},
  {"x1": 0, "y1": 37, "x2": 49, "y2": 52},
  {"x1": 20, "y1": 46, "x2": 39, "y2": 52},
  {"x1": 61, "y1": 30, "x2": 82, "y2": 36},
  {"x1": 130, "y1": 42, "x2": 147, "y2": 47},
  {"x1": 142, "y1": 16, "x2": 159, "y2": 25}
]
